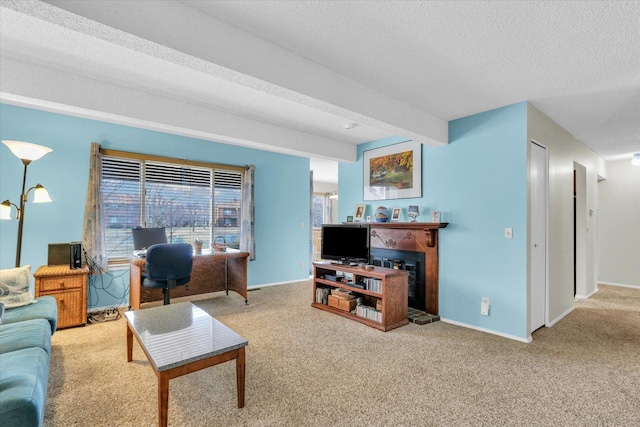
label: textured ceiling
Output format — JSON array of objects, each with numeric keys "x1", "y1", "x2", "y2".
[
  {"x1": 1, "y1": 0, "x2": 639, "y2": 184},
  {"x1": 186, "y1": 0, "x2": 640, "y2": 159}
]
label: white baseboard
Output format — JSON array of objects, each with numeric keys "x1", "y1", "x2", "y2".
[
  {"x1": 87, "y1": 279, "x2": 309, "y2": 312},
  {"x1": 89, "y1": 305, "x2": 126, "y2": 313},
  {"x1": 598, "y1": 281, "x2": 640, "y2": 289},
  {"x1": 439, "y1": 317, "x2": 532, "y2": 343},
  {"x1": 546, "y1": 305, "x2": 574, "y2": 327},
  {"x1": 249, "y1": 278, "x2": 310, "y2": 289},
  {"x1": 575, "y1": 287, "x2": 599, "y2": 299}
]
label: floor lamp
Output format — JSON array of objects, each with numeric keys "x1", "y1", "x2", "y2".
[{"x1": 1, "y1": 140, "x2": 53, "y2": 268}]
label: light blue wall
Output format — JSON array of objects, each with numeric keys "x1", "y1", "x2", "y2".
[
  {"x1": 339, "y1": 102, "x2": 530, "y2": 339},
  {"x1": 0, "y1": 103, "x2": 311, "y2": 309}
]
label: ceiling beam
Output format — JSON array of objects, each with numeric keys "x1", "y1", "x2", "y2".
[{"x1": 1, "y1": 1, "x2": 448, "y2": 158}]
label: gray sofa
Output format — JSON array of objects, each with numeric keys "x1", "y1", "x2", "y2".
[{"x1": 0, "y1": 297, "x2": 58, "y2": 427}]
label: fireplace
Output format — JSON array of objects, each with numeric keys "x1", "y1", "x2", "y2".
[
  {"x1": 371, "y1": 248, "x2": 425, "y2": 311},
  {"x1": 367, "y1": 222, "x2": 447, "y2": 315}
]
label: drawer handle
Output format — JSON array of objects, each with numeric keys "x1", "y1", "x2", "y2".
[{"x1": 59, "y1": 280, "x2": 65, "y2": 287}]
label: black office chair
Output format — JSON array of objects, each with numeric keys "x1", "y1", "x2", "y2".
[{"x1": 142, "y1": 243, "x2": 193, "y2": 305}]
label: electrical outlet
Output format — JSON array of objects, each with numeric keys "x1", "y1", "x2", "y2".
[
  {"x1": 104, "y1": 311, "x2": 118, "y2": 321},
  {"x1": 505, "y1": 227, "x2": 513, "y2": 239},
  {"x1": 481, "y1": 297, "x2": 490, "y2": 316}
]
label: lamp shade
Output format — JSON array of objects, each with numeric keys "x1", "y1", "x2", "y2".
[
  {"x1": 0, "y1": 201, "x2": 12, "y2": 220},
  {"x1": 2, "y1": 140, "x2": 52, "y2": 161},
  {"x1": 32, "y1": 185, "x2": 52, "y2": 203}
]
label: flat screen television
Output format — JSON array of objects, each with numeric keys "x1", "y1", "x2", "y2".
[{"x1": 320, "y1": 224, "x2": 370, "y2": 264}]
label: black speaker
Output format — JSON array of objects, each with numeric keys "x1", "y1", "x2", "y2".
[{"x1": 70, "y1": 242, "x2": 82, "y2": 269}]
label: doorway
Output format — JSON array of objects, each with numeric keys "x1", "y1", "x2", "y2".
[
  {"x1": 573, "y1": 162, "x2": 587, "y2": 297},
  {"x1": 530, "y1": 141, "x2": 548, "y2": 333}
]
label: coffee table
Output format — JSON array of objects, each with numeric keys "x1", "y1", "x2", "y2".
[{"x1": 125, "y1": 302, "x2": 248, "y2": 426}]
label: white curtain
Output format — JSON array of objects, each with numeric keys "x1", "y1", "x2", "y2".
[
  {"x1": 82, "y1": 142, "x2": 108, "y2": 272},
  {"x1": 240, "y1": 164, "x2": 255, "y2": 260}
]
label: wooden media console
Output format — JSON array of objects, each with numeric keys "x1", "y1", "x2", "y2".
[{"x1": 312, "y1": 262, "x2": 409, "y2": 331}]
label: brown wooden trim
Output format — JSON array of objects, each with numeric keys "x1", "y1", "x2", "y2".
[
  {"x1": 101, "y1": 148, "x2": 246, "y2": 172},
  {"x1": 361, "y1": 222, "x2": 448, "y2": 230}
]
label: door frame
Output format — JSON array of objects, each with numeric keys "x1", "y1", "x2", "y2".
[
  {"x1": 573, "y1": 162, "x2": 588, "y2": 297},
  {"x1": 529, "y1": 139, "x2": 549, "y2": 335}
]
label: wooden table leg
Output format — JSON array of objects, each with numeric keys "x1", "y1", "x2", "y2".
[
  {"x1": 158, "y1": 372, "x2": 169, "y2": 427},
  {"x1": 126, "y1": 323, "x2": 133, "y2": 362},
  {"x1": 236, "y1": 347, "x2": 245, "y2": 408}
]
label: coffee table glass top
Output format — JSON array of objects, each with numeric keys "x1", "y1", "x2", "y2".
[{"x1": 125, "y1": 302, "x2": 248, "y2": 371}]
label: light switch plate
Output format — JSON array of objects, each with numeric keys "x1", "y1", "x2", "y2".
[{"x1": 505, "y1": 227, "x2": 513, "y2": 239}]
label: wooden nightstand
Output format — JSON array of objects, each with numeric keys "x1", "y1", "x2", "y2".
[{"x1": 34, "y1": 265, "x2": 88, "y2": 329}]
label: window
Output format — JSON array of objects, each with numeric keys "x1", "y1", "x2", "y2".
[
  {"x1": 312, "y1": 193, "x2": 334, "y2": 228},
  {"x1": 101, "y1": 151, "x2": 243, "y2": 261},
  {"x1": 311, "y1": 193, "x2": 325, "y2": 229}
]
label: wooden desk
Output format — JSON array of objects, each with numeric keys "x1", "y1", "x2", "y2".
[{"x1": 129, "y1": 250, "x2": 249, "y2": 309}]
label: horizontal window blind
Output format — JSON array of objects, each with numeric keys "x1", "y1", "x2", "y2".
[
  {"x1": 101, "y1": 154, "x2": 243, "y2": 261},
  {"x1": 213, "y1": 169, "x2": 242, "y2": 247},
  {"x1": 145, "y1": 162, "x2": 211, "y2": 187},
  {"x1": 102, "y1": 157, "x2": 142, "y2": 259}
]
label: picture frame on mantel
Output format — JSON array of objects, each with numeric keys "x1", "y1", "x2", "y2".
[
  {"x1": 363, "y1": 140, "x2": 422, "y2": 201},
  {"x1": 354, "y1": 204, "x2": 366, "y2": 222},
  {"x1": 391, "y1": 208, "x2": 401, "y2": 222}
]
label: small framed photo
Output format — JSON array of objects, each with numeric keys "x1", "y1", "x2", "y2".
[
  {"x1": 408, "y1": 205, "x2": 419, "y2": 222},
  {"x1": 354, "y1": 204, "x2": 366, "y2": 222},
  {"x1": 346, "y1": 215, "x2": 354, "y2": 222},
  {"x1": 391, "y1": 208, "x2": 401, "y2": 222},
  {"x1": 431, "y1": 210, "x2": 441, "y2": 223}
]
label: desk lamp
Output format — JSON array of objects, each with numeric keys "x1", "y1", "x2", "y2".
[{"x1": 1, "y1": 140, "x2": 53, "y2": 267}]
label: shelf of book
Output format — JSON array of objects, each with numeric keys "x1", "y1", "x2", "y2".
[{"x1": 312, "y1": 262, "x2": 409, "y2": 332}]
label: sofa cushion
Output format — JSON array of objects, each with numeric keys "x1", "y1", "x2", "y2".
[
  {"x1": 0, "y1": 318, "x2": 52, "y2": 356},
  {"x1": 0, "y1": 265, "x2": 36, "y2": 309},
  {"x1": 1, "y1": 296, "x2": 58, "y2": 335},
  {"x1": 0, "y1": 347, "x2": 50, "y2": 427}
]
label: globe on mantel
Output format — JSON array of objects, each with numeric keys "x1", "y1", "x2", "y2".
[{"x1": 374, "y1": 206, "x2": 390, "y2": 222}]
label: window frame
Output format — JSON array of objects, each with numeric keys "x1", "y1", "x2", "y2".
[{"x1": 101, "y1": 149, "x2": 245, "y2": 264}]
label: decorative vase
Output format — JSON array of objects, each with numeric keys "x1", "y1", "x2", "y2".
[
  {"x1": 192, "y1": 240, "x2": 203, "y2": 255},
  {"x1": 374, "y1": 206, "x2": 390, "y2": 222}
]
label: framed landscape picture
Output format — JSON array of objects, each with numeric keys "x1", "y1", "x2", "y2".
[{"x1": 363, "y1": 140, "x2": 422, "y2": 200}]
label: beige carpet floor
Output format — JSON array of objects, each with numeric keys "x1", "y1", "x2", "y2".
[{"x1": 45, "y1": 282, "x2": 640, "y2": 426}]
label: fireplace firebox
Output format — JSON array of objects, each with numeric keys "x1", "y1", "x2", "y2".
[{"x1": 371, "y1": 248, "x2": 425, "y2": 311}]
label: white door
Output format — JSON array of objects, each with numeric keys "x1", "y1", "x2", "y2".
[{"x1": 530, "y1": 141, "x2": 547, "y2": 332}]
